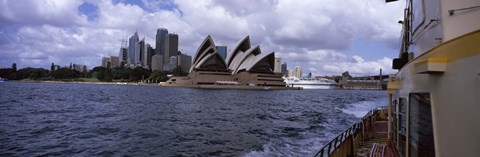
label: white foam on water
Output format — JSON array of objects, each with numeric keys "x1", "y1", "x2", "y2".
[
  {"x1": 242, "y1": 129, "x2": 340, "y2": 157},
  {"x1": 341, "y1": 97, "x2": 388, "y2": 118},
  {"x1": 243, "y1": 96, "x2": 389, "y2": 157}
]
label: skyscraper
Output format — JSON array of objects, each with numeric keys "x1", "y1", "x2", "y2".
[
  {"x1": 135, "y1": 37, "x2": 145, "y2": 66},
  {"x1": 292, "y1": 66, "x2": 302, "y2": 78},
  {"x1": 128, "y1": 32, "x2": 139, "y2": 65},
  {"x1": 151, "y1": 54, "x2": 163, "y2": 71},
  {"x1": 146, "y1": 44, "x2": 154, "y2": 69},
  {"x1": 274, "y1": 57, "x2": 281, "y2": 74},
  {"x1": 119, "y1": 48, "x2": 127, "y2": 66},
  {"x1": 110, "y1": 56, "x2": 119, "y2": 68},
  {"x1": 215, "y1": 46, "x2": 227, "y2": 60},
  {"x1": 102, "y1": 57, "x2": 110, "y2": 68},
  {"x1": 281, "y1": 62, "x2": 287, "y2": 76},
  {"x1": 155, "y1": 28, "x2": 168, "y2": 56},
  {"x1": 164, "y1": 33, "x2": 178, "y2": 64},
  {"x1": 177, "y1": 53, "x2": 192, "y2": 73}
]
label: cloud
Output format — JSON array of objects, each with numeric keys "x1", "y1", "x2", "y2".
[
  {"x1": 0, "y1": 0, "x2": 88, "y2": 27},
  {"x1": 0, "y1": 0, "x2": 404, "y2": 76}
]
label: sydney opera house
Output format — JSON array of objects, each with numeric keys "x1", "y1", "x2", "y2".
[{"x1": 164, "y1": 36, "x2": 298, "y2": 89}]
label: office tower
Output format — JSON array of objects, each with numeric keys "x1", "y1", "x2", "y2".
[
  {"x1": 128, "y1": 32, "x2": 139, "y2": 65},
  {"x1": 177, "y1": 53, "x2": 192, "y2": 73},
  {"x1": 72, "y1": 64, "x2": 87, "y2": 72},
  {"x1": 119, "y1": 48, "x2": 127, "y2": 66},
  {"x1": 118, "y1": 37, "x2": 128, "y2": 66},
  {"x1": 170, "y1": 56, "x2": 178, "y2": 68},
  {"x1": 215, "y1": 46, "x2": 227, "y2": 60},
  {"x1": 146, "y1": 44, "x2": 154, "y2": 69},
  {"x1": 151, "y1": 54, "x2": 163, "y2": 71},
  {"x1": 102, "y1": 57, "x2": 110, "y2": 68},
  {"x1": 142, "y1": 43, "x2": 150, "y2": 68},
  {"x1": 155, "y1": 28, "x2": 168, "y2": 56},
  {"x1": 110, "y1": 56, "x2": 119, "y2": 68},
  {"x1": 135, "y1": 37, "x2": 145, "y2": 66},
  {"x1": 281, "y1": 62, "x2": 287, "y2": 76},
  {"x1": 274, "y1": 57, "x2": 281, "y2": 73},
  {"x1": 292, "y1": 66, "x2": 302, "y2": 78},
  {"x1": 164, "y1": 34, "x2": 178, "y2": 64}
]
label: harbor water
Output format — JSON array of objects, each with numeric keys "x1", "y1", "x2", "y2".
[{"x1": 0, "y1": 82, "x2": 387, "y2": 156}]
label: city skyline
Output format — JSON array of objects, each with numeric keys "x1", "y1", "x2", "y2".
[{"x1": 0, "y1": 0, "x2": 405, "y2": 76}]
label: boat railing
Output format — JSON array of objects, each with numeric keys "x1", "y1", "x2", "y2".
[{"x1": 313, "y1": 106, "x2": 388, "y2": 157}]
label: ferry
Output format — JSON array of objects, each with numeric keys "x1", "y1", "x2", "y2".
[
  {"x1": 314, "y1": 0, "x2": 479, "y2": 156},
  {"x1": 284, "y1": 73, "x2": 337, "y2": 89}
]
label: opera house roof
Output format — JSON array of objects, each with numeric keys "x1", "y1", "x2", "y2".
[{"x1": 190, "y1": 35, "x2": 275, "y2": 75}]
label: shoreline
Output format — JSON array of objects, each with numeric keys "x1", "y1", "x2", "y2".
[
  {"x1": 9, "y1": 80, "x2": 162, "y2": 87},
  {"x1": 4, "y1": 80, "x2": 385, "y2": 90}
]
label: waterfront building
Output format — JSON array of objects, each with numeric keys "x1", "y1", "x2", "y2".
[
  {"x1": 128, "y1": 32, "x2": 139, "y2": 65},
  {"x1": 164, "y1": 33, "x2": 178, "y2": 64},
  {"x1": 281, "y1": 62, "x2": 287, "y2": 76},
  {"x1": 215, "y1": 46, "x2": 227, "y2": 60},
  {"x1": 288, "y1": 66, "x2": 302, "y2": 78},
  {"x1": 72, "y1": 64, "x2": 87, "y2": 72},
  {"x1": 177, "y1": 53, "x2": 192, "y2": 73},
  {"x1": 274, "y1": 57, "x2": 281, "y2": 74},
  {"x1": 165, "y1": 35, "x2": 286, "y2": 87},
  {"x1": 151, "y1": 54, "x2": 163, "y2": 71},
  {"x1": 155, "y1": 28, "x2": 168, "y2": 56},
  {"x1": 294, "y1": 66, "x2": 303, "y2": 78}
]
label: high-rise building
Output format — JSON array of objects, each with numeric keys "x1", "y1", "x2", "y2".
[
  {"x1": 151, "y1": 54, "x2": 163, "y2": 71},
  {"x1": 110, "y1": 56, "x2": 119, "y2": 68},
  {"x1": 118, "y1": 36, "x2": 128, "y2": 66},
  {"x1": 143, "y1": 43, "x2": 150, "y2": 68},
  {"x1": 164, "y1": 33, "x2": 178, "y2": 64},
  {"x1": 72, "y1": 64, "x2": 87, "y2": 72},
  {"x1": 128, "y1": 32, "x2": 139, "y2": 65},
  {"x1": 102, "y1": 57, "x2": 110, "y2": 68},
  {"x1": 102, "y1": 56, "x2": 120, "y2": 68},
  {"x1": 274, "y1": 57, "x2": 281, "y2": 73},
  {"x1": 177, "y1": 53, "x2": 192, "y2": 73},
  {"x1": 135, "y1": 37, "x2": 145, "y2": 66},
  {"x1": 281, "y1": 62, "x2": 287, "y2": 76},
  {"x1": 146, "y1": 45, "x2": 154, "y2": 69},
  {"x1": 291, "y1": 66, "x2": 302, "y2": 78},
  {"x1": 119, "y1": 48, "x2": 127, "y2": 66},
  {"x1": 155, "y1": 28, "x2": 168, "y2": 56},
  {"x1": 162, "y1": 56, "x2": 178, "y2": 71},
  {"x1": 215, "y1": 46, "x2": 227, "y2": 60}
]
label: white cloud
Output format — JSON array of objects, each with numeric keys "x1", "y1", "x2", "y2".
[{"x1": 0, "y1": 0, "x2": 404, "y2": 76}]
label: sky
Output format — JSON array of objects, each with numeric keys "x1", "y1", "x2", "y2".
[{"x1": 0, "y1": 0, "x2": 405, "y2": 76}]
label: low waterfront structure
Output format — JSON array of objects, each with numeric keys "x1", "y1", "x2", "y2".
[{"x1": 164, "y1": 36, "x2": 298, "y2": 90}]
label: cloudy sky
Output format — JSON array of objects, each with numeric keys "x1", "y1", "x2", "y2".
[{"x1": 0, "y1": 0, "x2": 405, "y2": 76}]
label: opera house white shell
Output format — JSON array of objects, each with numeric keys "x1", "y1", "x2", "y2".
[{"x1": 164, "y1": 35, "x2": 286, "y2": 88}]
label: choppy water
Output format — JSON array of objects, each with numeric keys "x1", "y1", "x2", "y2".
[{"x1": 0, "y1": 82, "x2": 387, "y2": 156}]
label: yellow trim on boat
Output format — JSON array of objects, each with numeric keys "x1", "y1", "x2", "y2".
[
  {"x1": 414, "y1": 58, "x2": 448, "y2": 68},
  {"x1": 410, "y1": 29, "x2": 480, "y2": 65}
]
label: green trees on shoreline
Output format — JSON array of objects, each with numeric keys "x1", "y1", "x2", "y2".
[{"x1": 0, "y1": 63, "x2": 188, "y2": 82}]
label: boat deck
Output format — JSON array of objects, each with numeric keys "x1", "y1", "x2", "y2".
[{"x1": 314, "y1": 107, "x2": 398, "y2": 157}]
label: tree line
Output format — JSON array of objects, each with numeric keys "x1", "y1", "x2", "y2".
[{"x1": 0, "y1": 63, "x2": 188, "y2": 82}]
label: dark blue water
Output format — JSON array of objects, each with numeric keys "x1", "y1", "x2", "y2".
[{"x1": 0, "y1": 82, "x2": 387, "y2": 156}]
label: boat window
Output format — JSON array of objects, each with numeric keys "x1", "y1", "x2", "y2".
[
  {"x1": 411, "y1": 0, "x2": 426, "y2": 37},
  {"x1": 398, "y1": 98, "x2": 407, "y2": 157},
  {"x1": 409, "y1": 93, "x2": 435, "y2": 157}
]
